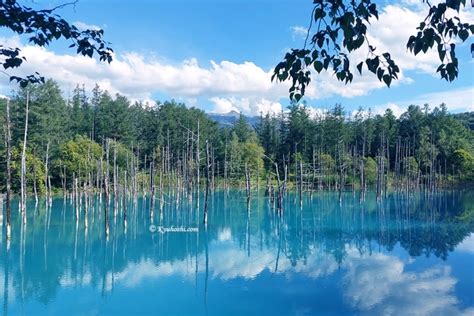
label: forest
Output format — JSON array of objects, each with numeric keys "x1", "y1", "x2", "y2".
[{"x1": 1, "y1": 79, "x2": 473, "y2": 208}]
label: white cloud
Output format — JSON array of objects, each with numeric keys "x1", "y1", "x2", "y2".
[
  {"x1": 357, "y1": 4, "x2": 473, "y2": 76},
  {"x1": 210, "y1": 97, "x2": 282, "y2": 115},
  {"x1": 306, "y1": 106, "x2": 326, "y2": 119},
  {"x1": 290, "y1": 26, "x2": 308, "y2": 40},
  {"x1": 413, "y1": 87, "x2": 474, "y2": 112},
  {"x1": 343, "y1": 249, "x2": 474, "y2": 316},
  {"x1": 74, "y1": 21, "x2": 102, "y2": 31},
  {"x1": 457, "y1": 233, "x2": 474, "y2": 254},
  {"x1": 350, "y1": 102, "x2": 408, "y2": 119},
  {"x1": 303, "y1": 3, "x2": 473, "y2": 102},
  {"x1": 109, "y1": 237, "x2": 473, "y2": 316},
  {"x1": 210, "y1": 97, "x2": 239, "y2": 114},
  {"x1": 371, "y1": 86, "x2": 474, "y2": 117},
  {"x1": 0, "y1": 37, "x2": 289, "y2": 115},
  {"x1": 0, "y1": 3, "x2": 472, "y2": 116},
  {"x1": 365, "y1": 5, "x2": 440, "y2": 74}
]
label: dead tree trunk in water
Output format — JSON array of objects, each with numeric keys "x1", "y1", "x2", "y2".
[
  {"x1": 33, "y1": 166, "x2": 38, "y2": 205},
  {"x1": 104, "y1": 139, "x2": 110, "y2": 237},
  {"x1": 74, "y1": 177, "x2": 79, "y2": 220},
  {"x1": 203, "y1": 140, "x2": 210, "y2": 224},
  {"x1": 299, "y1": 160, "x2": 303, "y2": 206},
  {"x1": 123, "y1": 170, "x2": 128, "y2": 230},
  {"x1": 274, "y1": 162, "x2": 283, "y2": 214},
  {"x1": 113, "y1": 141, "x2": 118, "y2": 217},
  {"x1": 245, "y1": 162, "x2": 251, "y2": 209},
  {"x1": 20, "y1": 92, "x2": 29, "y2": 217},
  {"x1": 44, "y1": 140, "x2": 50, "y2": 206},
  {"x1": 376, "y1": 133, "x2": 385, "y2": 200},
  {"x1": 150, "y1": 160, "x2": 155, "y2": 218},
  {"x1": 4, "y1": 99, "x2": 12, "y2": 238},
  {"x1": 224, "y1": 136, "x2": 228, "y2": 193},
  {"x1": 196, "y1": 120, "x2": 200, "y2": 194}
]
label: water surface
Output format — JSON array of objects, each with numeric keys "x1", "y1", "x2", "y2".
[{"x1": 1, "y1": 191, "x2": 474, "y2": 315}]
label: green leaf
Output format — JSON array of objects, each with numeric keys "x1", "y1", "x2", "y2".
[
  {"x1": 377, "y1": 68, "x2": 384, "y2": 81},
  {"x1": 414, "y1": 40, "x2": 423, "y2": 55},
  {"x1": 356, "y1": 62, "x2": 363, "y2": 74},
  {"x1": 437, "y1": 44, "x2": 446, "y2": 62},
  {"x1": 314, "y1": 61, "x2": 323, "y2": 73},
  {"x1": 382, "y1": 74, "x2": 392, "y2": 87},
  {"x1": 459, "y1": 29, "x2": 469, "y2": 41},
  {"x1": 314, "y1": 8, "x2": 325, "y2": 19}
]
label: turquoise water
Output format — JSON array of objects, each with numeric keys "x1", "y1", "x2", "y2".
[{"x1": 1, "y1": 191, "x2": 474, "y2": 315}]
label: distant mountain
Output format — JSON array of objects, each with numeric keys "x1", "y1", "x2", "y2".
[{"x1": 207, "y1": 111, "x2": 259, "y2": 128}]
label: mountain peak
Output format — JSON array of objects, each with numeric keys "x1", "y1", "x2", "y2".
[{"x1": 227, "y1": 110, "x2": 240, "y2": 117}]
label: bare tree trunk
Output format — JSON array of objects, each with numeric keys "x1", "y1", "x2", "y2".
[
  {"x1": 44, "y1": 140, "x2": 50, "y2": 206},
  {"x1": 113, "y1": 141, "x2": 118, "y2": 217},
  {"x1": 33, "y1": 165, "x2": 38, "y2": 206},
  {"x1": 203, "y1": 140, "x2": 210, "y2": 224},
  {"x1": 160, "y1": 147, "x2": 164, "y2": 214},
  {"x1": 274, "y1": 162, "x2": 283, "y2": 214},
  {"x1": 4, "y1": 99, "x2": 12, "y2": 238},
  {"x1": 123, "y1": 170, "x2": 128, "y2": 230},
  {"x1": 74, "y1": 177, "x2": 79, "y2": 220},
  {"x1": 104, "y1": 139, "x2": 110, "y2": 237},
  {"x1": 150, "y1": 159, "x2": 155, "y2": 218},
  {"x1": 20, "y1": 91, "x2": 30, "y2": 218},
  {"x1": 299, "y1": 160, "x2": 303, "y2": 206},
  {"x1": 211, "y1": 147, "x2": 215, "y2": 191},
  {"x1": 245, "y1": 162, "x2": 251, "y2": 209},
  {"x1": 196, "y1": 120, "x2": 201, "y2": 199}
]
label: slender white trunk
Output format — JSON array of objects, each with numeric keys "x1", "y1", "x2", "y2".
[
  {"x1": 4, "y1": 99, "x2": 12, "y2": 239},
  {"x1": 20, "y1": 91, "x2": 30, "y2": 218}
]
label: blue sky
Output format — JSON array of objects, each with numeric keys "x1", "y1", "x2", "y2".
[{"x1": 0, "y1": 0, "x2": 472, "y2": 116}]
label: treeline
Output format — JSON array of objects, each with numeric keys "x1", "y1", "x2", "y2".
[{"x1": 1, "y1": 79, "x2": 473, "y2": 201}]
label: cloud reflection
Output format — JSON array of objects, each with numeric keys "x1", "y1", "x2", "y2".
[{"x1": 111, "y1": 239, "x2": 473, "y2": 315}]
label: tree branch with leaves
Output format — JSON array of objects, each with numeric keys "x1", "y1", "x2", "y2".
[
  {"x1": 0, "y1": 0, "x2": 113, "y2": 87},
  {"x1": 273, "y1": 0, "x2": 473, "y2": 102}
]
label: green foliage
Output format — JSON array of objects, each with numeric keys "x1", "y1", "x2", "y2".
[
  {"x1": 109, "y1": 140, "x2": 134, "y2": 170},
  {"x1": 58, "y1": 136, "x2": 103, "y2": 180},
  {"x1": 11, "y1": 146, "x2": 46, "y2": 193},
  {"x1": 95, "y1": 92, "x2": 134, "y2": 143},
  {"x1": 227, "y1": 131, "x2": 264, "y2": 180},
  {"x1": 274, "y1": 0, "x2": 473, "y2": 101},
  {"x1": 364, "y1": 157, "x2": 377, "y2": 185},
  {"x1": 453, "y1": 149, "x2": 474, "y2": 180},
  {"x1": 12, "y1": 80, "x2": 69, "y2": 156},
  {"x1": 321, "y1": 153, "x2": 335, "y2": 170},
  {"x1": 232, "y1": 113, "x2": 254, "y2": 142},
  {"x1": 406, "y1": 0, "x2": 473, "y2": 82},
  {"x1": 404, "y1": 156, "x2": 420, "y2": 178},
  {"x1": 417, "y1": 126, "x2": 438, "y2": 169},
  {"x1": 1, "y1": 78, "x2": 473, "y2": 193},
  {"x1": 0, "y1": 0, "x2": 112, "y2": 87},
  {"x1": 240, "y1": 141, "x2": 265, "y2": 177}
]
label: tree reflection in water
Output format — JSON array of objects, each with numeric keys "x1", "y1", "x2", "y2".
[{"x1": 1, "y1": 190, "x2": 473, "y2": 315}]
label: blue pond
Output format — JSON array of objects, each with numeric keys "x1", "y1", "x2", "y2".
[{"x1": 1, "y1": 190, "x2": 474, "y2": 315}]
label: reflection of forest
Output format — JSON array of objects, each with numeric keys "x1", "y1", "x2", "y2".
[{"x1": 1, "y1": 190, "x2": 473, "y2": 307}]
